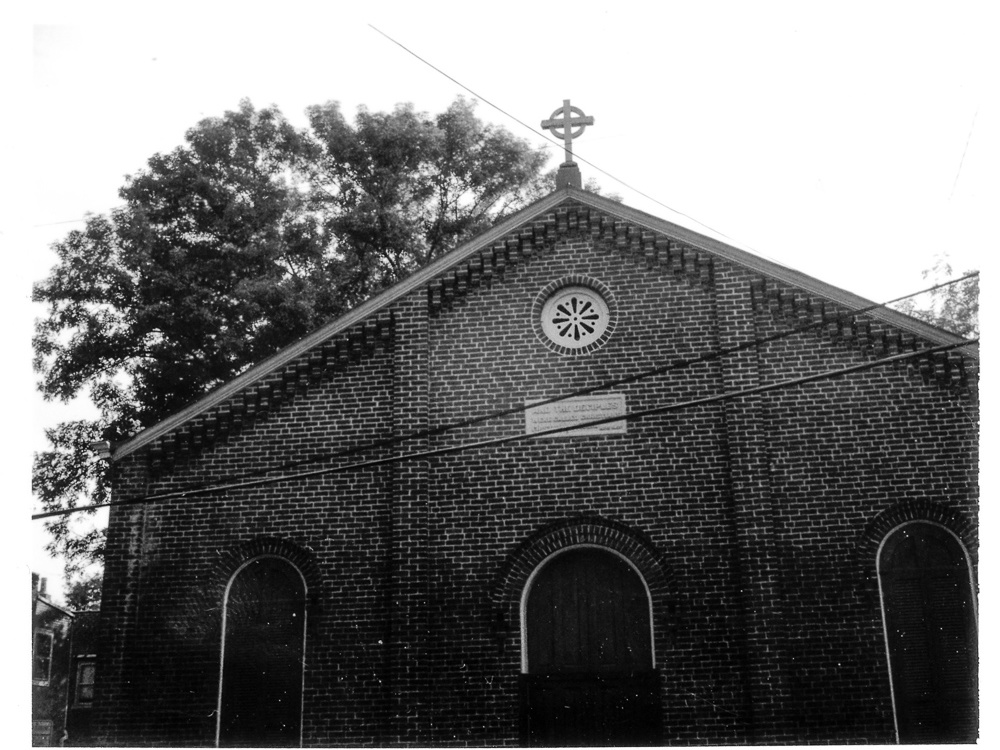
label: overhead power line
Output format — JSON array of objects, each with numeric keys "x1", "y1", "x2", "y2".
[
  {"x1": 31, "y1": 338, "x2": 976, "y2": 522},
  {"x1": 69, "y1": 271, "x2": 981, "y2": 501},
  {"x1": 33, "y1": 205, "x2": 128, "y2": 228},
  {"x1": 34, "y1": 218, "x2": 91, "y2": 228},
  {"x1": 950, "y1": 107, "x2": 979, "y2": 200},
  {"x1": 368, "y1": 25, "x2": 771, "y2": 258},
  {"x1": 32, "y1": 272, "x2": 978, "y2": 519}
]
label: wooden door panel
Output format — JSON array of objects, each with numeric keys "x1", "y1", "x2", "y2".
[
  {"x1": 527, "y1": 548, "x2": 651, "y2": 674},
  {"x1": 524, "y1": 548, "x2": 659, "y2": 745},
  {"x1": 220, "y1": 558, "x2": 306, "y2": 748},
  {"x1": 523, "y1": 673, "x2": 661, "y2": 746},
  {"x1": 880, "y1": 524, "x2": 977, "y2": 743}
]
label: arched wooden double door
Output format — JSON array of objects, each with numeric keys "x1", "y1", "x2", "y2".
[
  {"x1": 879, "y1": 522, "x2": 977, "y2": 743},
  {"x1": 522, "y1": 547, "x2": 660, "y2": 746},
  {"x1": 218, "y1": 557, "x2": 306, "y2": 747}
]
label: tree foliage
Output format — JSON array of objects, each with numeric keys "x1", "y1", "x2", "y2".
[
  {"x1": 65, "y1": 571, "x2": 103, "y2": 612},
  {"x1": 304, "y1": 101, "x2": 551, "y2": 297},
  {"x1": 33, "y1": 97, "x2": 549, "y2": 575},
  {"x1": 32, "y1": 421, "x2": 110, "y2": 577},
  {"x1": 893, "y1": 255, "x2": 979, "y2": 338}
]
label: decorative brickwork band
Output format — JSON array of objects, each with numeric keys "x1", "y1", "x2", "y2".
[
  {"x1": 427, "y1": 202, "x2": 716, "y2": 316},
  {"x1": 209, "y1": 536, "x2": 323, "y2": 617},
  {"x1": 491, "y1": 515, "x2": 674, "y2": 647},
  {"x1": 853, "y1": 500, "x2": 977, "y2": 610},
  {"x1": 857, "y1": 500, "x2": 978, "y2": 574},
  {"x1": 749, "y1": 276, "x2": 976, "y2": 394}
]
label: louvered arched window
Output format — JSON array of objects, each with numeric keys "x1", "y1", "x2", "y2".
[
  {"x1": 217, "y1": 556, "x2": 306, "y2": 747},
  {"x1": 878, "y1": 522, "x2": 977, "y2": 743}
]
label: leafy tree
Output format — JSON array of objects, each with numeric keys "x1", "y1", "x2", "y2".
[
  {"x1": 33, "y1": 97, "x2": 549, "y2": 577},
  {"x1": 894, "y1": 255, "x2": 979, "y2": 338},
  {"x1": 304, "y1": 100, "x2": 551, "y2": 299},
  {"x1": 33, "y1": 421, "x2": 110, "y2": 578},
  {"x1": 65, "y1": 571, "x2": 103, "y2": 612}
]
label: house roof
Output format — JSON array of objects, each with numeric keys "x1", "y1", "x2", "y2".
[
  {"x1": 111, "y1": 186, "x2": 977, "y2": 463},
  {"x1": 35, "y1": 596, "x2": 75, "y2": 620}
]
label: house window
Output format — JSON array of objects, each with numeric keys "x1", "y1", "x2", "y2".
[
  {"x1": 218, "y1": 556, "x2": 307, "y2": 748},
  {"x1": 33, "y1": 630, "x2": 54, "y2": 685},
  {"x1": 75, "y1": 660, "x2": 96, "y2": 705},
  {"x1": 878, "y1": 521, "x2": 977, "y2": 743}
]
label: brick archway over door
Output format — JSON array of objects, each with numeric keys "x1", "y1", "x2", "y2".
[{"x1": 522, "y1": 546, "x2": 660, "y2": 746}]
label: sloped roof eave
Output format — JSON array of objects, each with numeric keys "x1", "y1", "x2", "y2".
[
  {"x1": 110, "y1": 189, "x2": 573, "y2": 461},
  {"x1": 567, "y1": 191, "x2": 978, "y2": 355},
  {"x1": 110, "y1": 187, "x2": 977, "y2": 462},
  {"x1": 35, "y1": 596, "x2": 75, "y2": 619}
]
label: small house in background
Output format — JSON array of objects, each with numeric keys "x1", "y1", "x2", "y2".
[
  {"x1": 65, "y1": 610, "x2": 100, "y2": 746},
  {"x1": 89, "y1": 113, "x2": 978, "y2": 745},
  {"x1": 32, "y1": 574, "x2": 72, "y2": 747},
  {"x1": 32, "y1": 575, "x2": 100, "y2": 747}
]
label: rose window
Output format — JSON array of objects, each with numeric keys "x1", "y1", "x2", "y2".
[{"x1": 540, "y1": 286, "x2": 610, "y2": 349}]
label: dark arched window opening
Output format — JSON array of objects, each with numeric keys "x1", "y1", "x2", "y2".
[
  {"x1": 218, "y1": 557, "x2": 306, "y2": 747},
  {"x1": 879, "y1": 522, "x2": 977, "y2": 743},
  {"x1": 522, "y1": 546, "x2": 660, "y2": 746}
]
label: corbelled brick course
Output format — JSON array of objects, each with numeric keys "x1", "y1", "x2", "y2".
[{"x1": 93, "y1": 194, "x2": 977, "y2": 746}]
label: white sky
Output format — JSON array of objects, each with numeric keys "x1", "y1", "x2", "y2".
[{"x1": 5, "y1": 2, "x2": 996, "y2": 725}]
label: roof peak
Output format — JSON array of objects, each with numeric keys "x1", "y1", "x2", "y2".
[{"x1": 109, "y1": 189, "x2": 977, "y2": 463}]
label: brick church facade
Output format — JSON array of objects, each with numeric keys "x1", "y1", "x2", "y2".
[{"x1": 93, "y1": 184, "x2": 978, "y2": 746}]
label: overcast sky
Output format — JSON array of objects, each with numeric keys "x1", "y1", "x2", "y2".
[
  {"x1": 26, "y1": 2, "x2": 996, "y2": 291},
  {"x1": 11, "y1": 2, "x2": 995, "y2": 610}
]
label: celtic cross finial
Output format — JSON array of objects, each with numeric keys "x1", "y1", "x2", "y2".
[{"x1": 541, "y1": 100, "x2": 594, "y2": 165}]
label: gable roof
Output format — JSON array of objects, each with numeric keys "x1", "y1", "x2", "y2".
[
  {"x1": 111, "y1": 186, "x2": 977, "y2": 463},
  {"x1": 34, "y1": 595, "x2": 75, "y2": 620}
]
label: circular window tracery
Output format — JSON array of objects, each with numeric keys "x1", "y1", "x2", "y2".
[
  {"x1": 532, "y1": 277, "x2": 617, "y2": 355},
  {"x1": 541, "y1": 287, "x2": 609, "y2": 349}
]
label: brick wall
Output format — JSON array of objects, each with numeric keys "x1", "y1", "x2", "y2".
[
  {"x1": 94, "y1": 202, "x2": 977, "y2": 746},
  {"x1": 96, "y1": 350, "x2": 397, "y2": 746}
]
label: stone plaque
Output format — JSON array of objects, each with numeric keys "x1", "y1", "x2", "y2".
[{"x1": 525, "y1": 394, "x2": 627, "y2": 437}]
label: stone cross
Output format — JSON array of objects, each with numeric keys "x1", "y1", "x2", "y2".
[{"x1": 541, "y1": 100, "x2": 594, "y2": 164}]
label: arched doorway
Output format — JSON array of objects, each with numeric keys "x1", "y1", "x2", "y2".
[
  {"x1": 878, "y1": 522, "x2": 977, "y2": 743},
  {"x1": 218, "y1": 556, "x2": 307, "y2": 747},
  {"x1": 521, "y1": 546, "x2": 660, "y2": 746}
]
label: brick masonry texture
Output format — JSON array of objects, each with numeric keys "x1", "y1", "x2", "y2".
[{"x1": 94, "y1": 199, "x2": 978, "y2": 746}]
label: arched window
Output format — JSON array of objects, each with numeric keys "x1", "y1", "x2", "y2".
[
  {"x1": 218, "y1": 556, "x2": 306, "y2": 748},
  {"x1": 878, "y1": 522, "x2": 977, "y2": 743},
  {"x1": 521, "y1": 546, "x2": 659, "y2": 746}
]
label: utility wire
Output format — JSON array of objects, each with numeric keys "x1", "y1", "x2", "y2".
[
  {"x1": 32, "y1": 339, "x2": 976, "y2": 521},
  {"x1": 369, "y1": 25, "x2": 771, "y2": 258},
  {"x1": 31, "y1": 272, "x2": 978, "y2": 520},
  {"x1": 950, "y1": 107, "x2": 978, "y2": 200},
  {"x1": 33, "y1": 32, "x2": 981, "y2": 517},
  {"x1": 33, "y1": 205, "x2": 128, "y2": 228},
  {"x1": 86, "y1": 272, "x2": 986, "y2": 496},
  {"x1": 34, "y1": 218, "x2": 92, "y2": 228}
]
